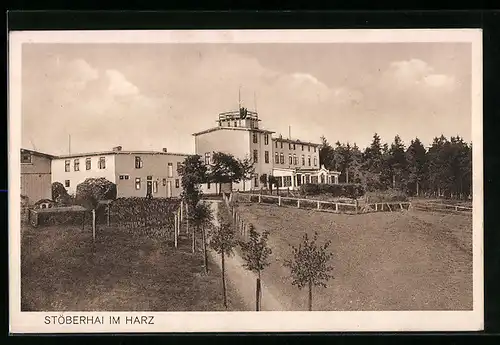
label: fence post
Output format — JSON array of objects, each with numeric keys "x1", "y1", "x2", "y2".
[
  {"x1": 317, "y1": 201, "x2": 320, "y2": 210},
  {"x1": 375, "y1": 203, "x2": 378, "y2": 212},
  {"x1": 297, "y1": 199, "x2": 300, "y2": 208},
  {"x1": 278, "y1": 196, "x2": 282, "y2": 206},
  {"x1": 335, "y1": 203, "x2": 338, "y2": 212},
  {"x1": 258, "y1": 194, "x2": 261, "y2": 203},
  {"x1": 107, "y1": 203, "x2": 111, "y2": 226},
  {"x1": 180, "y1": 200, "x2": 184, "y2": 221},
  {"x1": 355, "y1": 199, "x2": 359, "y2": 214},
  {"x1": 174, "y1": 214, "x2": 178, "y2": 248}
]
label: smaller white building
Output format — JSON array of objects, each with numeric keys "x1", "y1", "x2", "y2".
[{"x1": 271, "y1": 165, "x2": 340, "y2": 190}]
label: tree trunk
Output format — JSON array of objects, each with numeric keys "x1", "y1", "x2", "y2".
[
  {"x1": 392, "y1": 174, "x2": 396, "y2": 190},
  {"x1": 256, "y1": 270, "x2": 262, "y2": 311},
  {"x1": 192, "y1": 225, "x2": 196, "y2": 253},
  {"x1": 416, "y1": 180, "x2": 419, "y2": 196},
  {"x1": 308, "y1": 279, "x2": 313, "y2": 311},
  {"x1": 221, "y1": 250, "x2": 227, "y2": 309},
  {"x1": 345, "y1": 167, "x2": 349, "y2": 184},
  {"x1": 92, "y1": 209, "x2": 96, "y2": 242},
  {"x1": 202, "y1": 225, "x2": 208, "y2": 274}
]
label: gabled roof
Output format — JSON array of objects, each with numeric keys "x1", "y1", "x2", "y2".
[{"x1": 20, "y1": 148, "x2": 56, "y2": 159}]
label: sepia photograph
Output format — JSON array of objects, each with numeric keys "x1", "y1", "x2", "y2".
[{"x1": 9, "y1": 29, "x2": 483, "y2": 333}]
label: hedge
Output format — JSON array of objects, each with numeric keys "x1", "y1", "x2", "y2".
[
  {"x1": 300, "y1": 183, "x2": 365, "y2": 198},
  {"x1": 365, "y1": 189, "x2": 409, "y2": 203}
]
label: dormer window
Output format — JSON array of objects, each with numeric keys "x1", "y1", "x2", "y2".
[
  {"x1": 21, "y1": 152, "x2": 32, "y2": 164},
  {"x1": 135, "y1": 156, "x2": 143, "y2": 169}
]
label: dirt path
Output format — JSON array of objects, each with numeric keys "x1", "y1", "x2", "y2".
[{"x1": 208, "y1": 201, "x2": 286, "y2": 311}]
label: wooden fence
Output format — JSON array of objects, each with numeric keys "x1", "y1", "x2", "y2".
[
  {"x1": 231, "y1": 192, "x2": 411, "y2": 214},
  {"x1": 412, "y1": 201, "x2": 472, "y2": 213},
  {"x1": 223, "y1": 193, "x2": 250, "y2": 241}
]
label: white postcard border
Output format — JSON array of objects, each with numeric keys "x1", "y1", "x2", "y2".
[{"x1": 8, "y1": 29, "x2": 484, "y2": 333}]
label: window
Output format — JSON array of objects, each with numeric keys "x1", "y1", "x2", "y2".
[
  {"x1": 65, "y1": 160, "x2": 70, "y2": 172},
  {"x1": 289, "y1": 143, "x2": 292, "y2": 150},
  {"x1": 302, "y1": 155, "x2": 305, "y2": 165},
  {"x1": 293, "y1": 154, "x2": 298, "y2": 165},
  {"x1": 276, "y1": 176, "x2": 283, "y2": 187},
  {"x1": 284, "y1": 176, "x2": 292, "y2": 187},
  {"x1": 280, "y1": 142, "x2": 283, "y2": 149},
  {"x1": 175, "y1": 179, "x2": 180, "y2": 188},
  {"x1": 98, "y1": 157, "x2": 106, "y2": 169},
  {"x1": 219, "y1": 120, "x2": 222, "y2": 126},
  {"x1": 279, "y1": 153, "x2": 284, "y2": 164},
  {"x1": 74, "y1": 159, "x2": 80, "y2": 171},
  {"x1": 85, "y1": 158, "x2": 91, "y2": 170},
  {"x1": 135, "y1": 156, "x2": 143, "y2": 169},
  {"x1": 168, "y1": 163, "x2": 173, "y2": 177},
  {"x1": 308, "y1": 146, "x2": 311, "y2": 152},
  {"x1": 253, "y1": 132, "x2": 258, "y2": 144},
  {"x1": 177, "y1": 162, "x2": 182, "y2": 173},
  {"x1": 119, "y1": 175, "x2": 129, "y2": 180},
  {"x1": 293, "y1": 144, "x2": 296, "y2": 150},
  {"x1": 264, "y1": 151, "x2": 269, "y2": 164},
  {"x1": 234, "y1": 121, "x2": 237, "y2": 127},
  {"x1": 253, "y1": 149, "x2": 258, "y2": 163},
  {"x1": 254, "y1": 174, "x2": 259, "y2": 187},
  {"x1": 207, "y1": 182, "x2": 211, "y2": 190},
  {"x1": 135, "y1": 178, "x2": 141, "y2": 190},
  {"x1": 264, "y1": 134, "x2": 269, "y2": 145},
  {"x1": 119, "y1": 175, "x2": 124, "y2": 180},
  {"x1": 288, "y1": 154, "x2": 292, "y2": 165},
  {"x1": 306, "y1": 175, "x2": 311, "y2": 184},
  {"x1": 275, "y1": 152, "x2": 279, "y2": 164},
  {"x1": 314, "y1": 147, "x2": 317, "y2": 153},
  {"x1": 162, "y1": 178, "x2": 167, "y2": 186},
  {"x1": 204, "y1": 152, "x2": 211, "y2": 165},
  {"x1": 275, "y1": 141, "x2": 278, "y2": 148},
  {"x1": 314, "y1": 157, "x2": 318, "y2": 166},
  {"x1": 65, "y1": 180, "x2": 70, "y2": 187},
  {"x1": 21, "y1": 152, "x2": 32, "y2": 164},
  {"x1": 302, "y1": 145, "x2": 304, "y2": 151},
  {"x1": 312, "y1": 176, "x2": 318, "y2": 184},
  {"x1": 228, "y1": 121, "x2": 231, "y2": 127},
  {"x1": 308, "y1": 156, "x2": 311, "y2": 166},
  {"x1": 153, "y1": 181, "x2": 158, "y2": 193}
]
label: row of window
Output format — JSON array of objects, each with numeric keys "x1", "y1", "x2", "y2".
[
  {"x1": 63, "y1": 177, "x2": 181, "y2": 190},
  {"x1": 65, "y1": 157, "x2": 106, "y2": 172},
  {"x1": 220, "y1": 119, "x2": 258, "y2": 129},
  {"x1": 64, "y1": 156, "x2": 181, "y2": 176},
  {"x1": 274, "y1": 152, "x2": 317, "y2": 167},
  {"x1": 274, "y1": 141, "x2": 317, "y2": 152}
]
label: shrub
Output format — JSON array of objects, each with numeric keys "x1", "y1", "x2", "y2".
[
  {"x1": 52, "y1": 182, "x2": 70, "y2": 203},
  {"x1": 75, "y1": 178, "x2": 117, "y2": 204},
  {"x1": 365, "y1": 189, "x2": 408, "y2": 203},
  {"x1": 300, "y1": 183, "x2": 365, "y2": 199}
]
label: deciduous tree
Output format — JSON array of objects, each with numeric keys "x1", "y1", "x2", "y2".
[{"x1": 284, "y1": 232, "x2": 334, "y2": 311}]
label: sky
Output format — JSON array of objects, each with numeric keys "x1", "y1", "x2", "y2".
[{"x1": 20, "y1": 42, "x2": 472, "y2": 156}]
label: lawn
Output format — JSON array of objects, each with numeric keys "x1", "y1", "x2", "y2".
[
  {"x1": 236, "y1": 204, "x2": 473, "y2": 311},
  {"x1": 21, "y1": 224, "x2": 245, "y2": 312}
]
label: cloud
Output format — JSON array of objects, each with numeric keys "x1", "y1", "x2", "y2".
[
  {"x1": 105, "y1": 69, "x2": 140, "y2": 96},
  {"x1": 64, "y1": 58, "x2": 99, "y2": 91},
  {"x1": 387, "y1": 58, "x2": 456, "y2": 91}
]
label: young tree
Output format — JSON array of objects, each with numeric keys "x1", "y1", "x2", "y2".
[
  {"x1": 259, "y1": 174, "x2": 268, "y2": 191},
  {"x1": 209, "y1": 204, "x2": 238, "y2": 308},
  {"x1": 239, "y1": 225, "x2": 272, "y2": 311},
  {"x1": 189, "y1": 201, "x2": 214, "y2": 273},
  {"x1": 178, "y1": 155, "x2": 208, "y2": 249},
  {"x1": 319, "y1": 136, "x2": 335, "y2": 170},
  {"x1": 239, "y1": 156, "x2": 255, "y2": 192},
  {"x1": 284, "y1": 232, "x2": 334, "y2": 311},
  {"x1": 268, "y1": 175, "x2": 278, "y2": 195},
  {"x1": 210, "y1": 152, "x2": 245, "y2": 195}
]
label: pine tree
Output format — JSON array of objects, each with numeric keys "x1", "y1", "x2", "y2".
[{"x1": 406, "y1": 137, "x2": 428, "y2": 196}]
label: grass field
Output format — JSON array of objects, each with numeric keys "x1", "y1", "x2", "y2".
[
  {"x1": 236, "y1": 203, "x2": 473, "y2": 311},
  {"x1": 21, "y1": 224, "x2": 245, "y2": 311}
]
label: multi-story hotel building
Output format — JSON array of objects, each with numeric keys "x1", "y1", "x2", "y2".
[
  {"x1": 51, "y1": 146, "x2": 188, "y2": 198},
  {"x1": 194, "y1": 107, "x2": 340, "y2": 191}
]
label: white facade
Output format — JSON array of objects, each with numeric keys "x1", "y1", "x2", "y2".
[{"x1": 51, "y1": 154, "x2": 116, "y2": 195}]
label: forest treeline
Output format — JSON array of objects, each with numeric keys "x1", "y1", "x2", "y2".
[{"x1": 319, "y1": 133, "x2": 472, "y2": 200}]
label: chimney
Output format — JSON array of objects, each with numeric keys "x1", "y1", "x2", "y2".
[
  {"x1": 162, "y1": 148, "x2": 168, "y2": 153},
  {"x1": 112, "y1": 146, "x2": 122, "y2": 152}
]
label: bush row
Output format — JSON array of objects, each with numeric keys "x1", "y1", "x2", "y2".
[
  {"x1": 299, "y1": 183, "x2": 365, "y2": 198},
  {"x1": 109, "y1": 197, "x2": 180, "y2": 229},
  {"x1": 364, "y1": 189, "x2": 409, "y2": 203}
]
